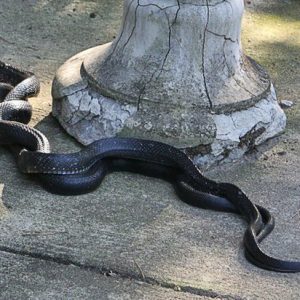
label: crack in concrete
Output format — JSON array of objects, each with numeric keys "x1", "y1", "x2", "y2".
[
  {"x1": 202, "y1": 0, "x2": 213, "y2": 110},
  {"x1": 69, "y1": 93, "x2": 93, "y2": 126},
  {"x1": 116, "y1": 0, "x2": 234, "y2": 111},
  {"x1": 138, "y1": 1, "x2": 227, "y2": 10},
  {"x1": 0, "y1": 245, "x2": 245, "y2": 300},
  {"x1": 0, "y1": 36, "x2": 14, "y2": 44},
  {"x1": 206, "y1": 29, "x2": 237, "y2": 43},
  {"x1": 230, "y1": 115, "x2": 238, "y2": 129},
  {"x1": 122, "y1": 0, "x2": 140, "y2": 51},
  {"x1": 207, "y1": 0, "x2": 256, "y2": 97},
  {"x1": 219, "y1": 35, "x2": 256, "y2": 99},
  {"x1": 174, "y1": 0, "x2": 181, "y2": 24},
  {"x1": 234, "y1": 77, "x2": 256, "y2": 97},
  {"x1": 107, "y1": 0, "x2": 136, "y2": 59},
  {"x1": 121, "y1": 0, "x2": 182, "y2": 56},
  {"x1": 79, "y1": 97, "x2": 94, "y2": 123},
  {"x1": 157, "y1": 0, "x2": 180, "y2": 78},
  {"x1": 136, "y1": 0, "x2": 234, "y2": 111},
  {"x1": 64, "y1": 95, "x2": 83, "y2": 124},
  {"x1": 136, "y1": 2, "x2": 180, "y2": 110},
  {"x1": 138, "y1": 2, "x2": 176, "y2": 11},
  {"x1": 181, "y1": 0, "x2": 227, "y2": 7}
]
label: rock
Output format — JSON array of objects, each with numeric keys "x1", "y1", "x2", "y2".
[{"x1": 280, "y1": 100, "x2": 294, "y2": 109}]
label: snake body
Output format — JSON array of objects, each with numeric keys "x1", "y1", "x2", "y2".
[{"x1": 0, "y1": 61, "x2": 299, "y2": 273}]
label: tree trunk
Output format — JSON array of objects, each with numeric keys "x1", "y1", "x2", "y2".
[{"x1": 52, "y1": 0, "x2": 286, "y2": 168}]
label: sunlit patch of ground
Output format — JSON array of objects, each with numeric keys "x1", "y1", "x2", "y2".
[
  {"x1": 242, "y1": 1, "x2": 300, "y2": 101},
  {"x1": 242, "y1": 0, "x2": 300, "y2": 137}
]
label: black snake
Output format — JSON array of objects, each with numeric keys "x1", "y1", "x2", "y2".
[{"x1": 0, "y1": 61, "x2": 299, "y2": 273}]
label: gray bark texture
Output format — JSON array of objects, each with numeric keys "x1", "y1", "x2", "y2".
[{"x1": 52, "y1": 0, "x2": 286, "y2": 167}]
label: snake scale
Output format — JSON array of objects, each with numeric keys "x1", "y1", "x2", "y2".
[{"x1": 0, "y1": 61, "x2": 299, "y2": 273}]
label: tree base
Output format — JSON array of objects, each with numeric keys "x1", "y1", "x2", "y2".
[{"x1": 52, "y1": 45, "x2": 286, "y2": 168}]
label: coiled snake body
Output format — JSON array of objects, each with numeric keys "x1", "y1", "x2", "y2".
[{"x1": 0, "y1": 61, "x2": 299, "y2": 273}]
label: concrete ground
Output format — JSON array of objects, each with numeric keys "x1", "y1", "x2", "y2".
[{"x1": 0, "y1": 0, "x2": 299, "y2": 299}]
